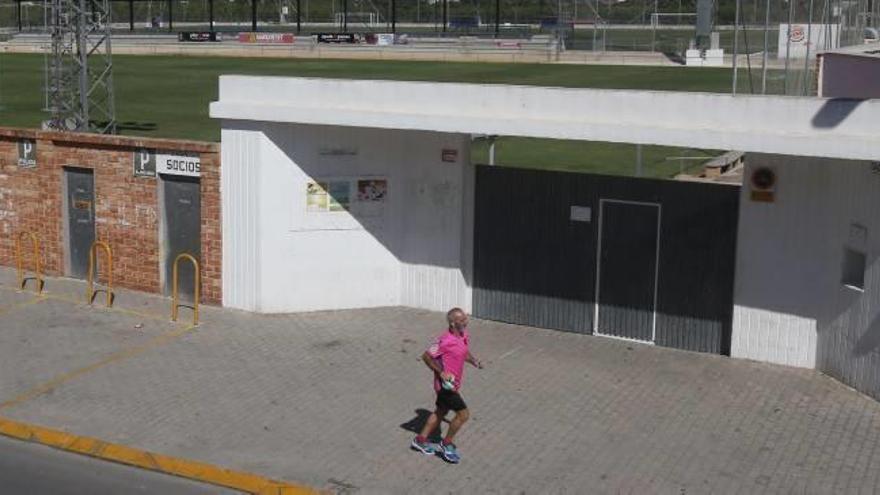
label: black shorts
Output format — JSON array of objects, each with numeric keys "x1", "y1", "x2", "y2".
[{"x1": 436, "y1": 388, "x2": 468, "y2": 412}]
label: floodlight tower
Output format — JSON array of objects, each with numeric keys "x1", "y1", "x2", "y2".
[{"x1": 45, "y1": 0, "x2": 116, "y2": 133}]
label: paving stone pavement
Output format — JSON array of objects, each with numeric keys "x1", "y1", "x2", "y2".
[
  {"x1": 0, "y1": 289, "x2": 177, "y2": 404},
  {"x1": 1, "y1": 267, "x2": 879, "y2": 494}
]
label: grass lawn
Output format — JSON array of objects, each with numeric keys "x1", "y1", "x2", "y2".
[
  {"x1": 0, "y1": 53, "x2": 733, "y2": 176},
  {"x1": 471, "y1": 137, "x2": 717, "y2": 178}
]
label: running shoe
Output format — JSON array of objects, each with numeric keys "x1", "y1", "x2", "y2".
[
  {"x1": 410, "y1": 437, "x2": 438, "y2": 455},
  {"x1": 440, "y1": 442, "x2": 461, "y2": 464}
]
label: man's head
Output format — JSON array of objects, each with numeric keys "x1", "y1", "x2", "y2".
[{"x1": 447, "y1": 307, "x2": 469, "y2": 332}]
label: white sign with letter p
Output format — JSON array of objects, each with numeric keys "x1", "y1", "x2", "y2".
[{"x1": 18, "y1": 140, "x2": 36, "y2": 168}]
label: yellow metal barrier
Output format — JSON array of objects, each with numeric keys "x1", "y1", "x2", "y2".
[
  {"x1": 86, "y1": 241, "x2": 113, "y2": 307},
  {"x1": 171, "y1": 253, "x2": 200, "y2": 326},
  {"x1": 15, "y1": 231, "x2": 42, "y2": 294}
]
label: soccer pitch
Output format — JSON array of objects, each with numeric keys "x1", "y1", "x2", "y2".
[{"x1": 0, "y1": 54, "x2": 732, "y2": 176}]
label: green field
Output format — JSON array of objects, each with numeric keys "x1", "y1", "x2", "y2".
[
  {"x1": 472, "y1": 137, "x2": 717, "y2": 178},
  {"x1": 0, "y1": 54, "x2": 733, "y2": 176}
]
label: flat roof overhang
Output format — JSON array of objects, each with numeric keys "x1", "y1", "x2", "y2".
[{"x1": 211, "y1": 76, "x2": 880, "y2": 162}]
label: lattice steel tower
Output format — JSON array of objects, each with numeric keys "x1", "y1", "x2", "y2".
[{"x1": 45, "y1": 0, "x2": 116, "y2": 133}]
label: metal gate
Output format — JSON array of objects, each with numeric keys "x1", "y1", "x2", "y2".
[
  {"x1": 64, "y1": 167, "x2": 95, "y2": 279},
  {"x1": 162, "y1": 176, "x2": 201, "y2": 300},
  {"x1": 472, "y1": 166, "x2": 740, "y2": 355}
]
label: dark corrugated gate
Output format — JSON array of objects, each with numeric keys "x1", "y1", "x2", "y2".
[{"x1": 472, "y1": 166, "x2": 740, "y2": 355}]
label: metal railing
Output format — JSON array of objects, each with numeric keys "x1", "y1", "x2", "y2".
[
  {"x1": 15, "y1": 231, "x2": 42, "y2": 294},
  {"x1": 86, "y1": 241, "x2": 113, "y2": 307},
  {"x1": 171, "y1": 252, "x2": 200, "y2": 326}
]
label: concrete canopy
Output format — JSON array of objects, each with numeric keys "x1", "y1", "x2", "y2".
[{"x1": 210, "y1": 75, "x2": 880, "y2": 162}]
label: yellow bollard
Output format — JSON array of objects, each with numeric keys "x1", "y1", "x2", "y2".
[
  {"x1": 86, "y1": 241, "x2": 113, "y2": 307},
  {"x1": 15, "y1": 231, "x2": 42, "y2": 294},
  {"x1": 171, "y1": 253, "x2": 200, "y2": 326}
]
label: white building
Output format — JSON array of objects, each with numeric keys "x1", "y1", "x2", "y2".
[
  {"x1": 818, "y1": 44, "x2": 880, "y2": 99},
  {"x1": 212, "y1": 76, "x2": 880, "y2": 398}
]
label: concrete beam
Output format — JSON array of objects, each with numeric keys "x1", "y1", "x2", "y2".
[{"x1": 211, "y1": 76, "x2": 880, "y2": 161}]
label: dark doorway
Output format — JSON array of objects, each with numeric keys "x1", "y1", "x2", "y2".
[
  {"x1": 595, "y1": 200, "x2": 661, "y2": 343},
  {"x1": 64, "y1": 167, "x2": 96, "y2": 279},
  {"x1": 162, "y1": 175, "x2": 201, "y2": 301}
]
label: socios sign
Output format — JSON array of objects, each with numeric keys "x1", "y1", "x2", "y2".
[{"x1": 133, "y1": 149, "x2": 200, "y2": 178}]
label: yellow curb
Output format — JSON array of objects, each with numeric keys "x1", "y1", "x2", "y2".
[
  {"x1": 0, "y1": 324, "x2": 199, "y2": 410},
  {"x1": 0, "y1": 415, "x2": 324, "y2": 494},
  {"x1": 0, "y1": 294, "x2": 46, "y2": 316}
]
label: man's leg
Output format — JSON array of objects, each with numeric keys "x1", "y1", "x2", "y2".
[
  {"x1": 439, "y1": 407, "x2": 469, "y2": 463},
  {"x1": 418, "y1": 407, "x2": 447, "y2": 440},
  {"x1": 443, "y1": 408, "x2": 469, "y2": 444}
]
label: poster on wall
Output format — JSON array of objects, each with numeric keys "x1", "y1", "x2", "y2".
[
  {"x1": 296, "y1": 176, "x2": 388, "y2": 231},
  {"x1": 357, "y1": 179, "x2": 387, "y2": 202},
  {"x1": 353, "y1": 179, "x2": 387, "y2": 218},
  {"x1": 307, "y1": 179, "x2": 383, "y2": 213},
  {"x1": 328, "y1": 181, "x2": 351, "y2": 212},
  {"x1": 306, "y1": 182, "x2": 329, "y2": 212}
]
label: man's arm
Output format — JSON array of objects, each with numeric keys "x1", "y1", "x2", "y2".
[
  {"x1": 422, "y1": 351, "x2": 444, "y2": 375},
  {"x1": 423, "y1": 351, "x2": 456, "y2": 382},
  {"x1": 466, "y1": 351, "x2": 483, "y2": 369}
]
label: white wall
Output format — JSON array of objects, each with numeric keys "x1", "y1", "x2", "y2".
[
  {"x1": 733, "y1": 155, "x2": 880, "y2": 398},
  {"x1": 221, "y1": 120, "x2": 473, "y2": 313},
  {"x1": 221, "y1": 124, "x2": 262, "y2": 311},
  {"x1": 777, "y1": 24, "x2": 838, "y2": 59}
]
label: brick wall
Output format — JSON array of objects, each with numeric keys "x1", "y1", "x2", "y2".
[{"x1": 0, "y1": 128, "x2": 221, "y2": 304}]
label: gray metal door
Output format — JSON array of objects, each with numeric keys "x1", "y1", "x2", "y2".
[
  {"x1": 65, "y1": 168, "x2": 95, "y2": 279},
  {"x1": 162, "y1": 176, "x2": 201, "y2": 300},
  {"x1": 595, "y1": 200, "x2": 661, "y2": 343}
]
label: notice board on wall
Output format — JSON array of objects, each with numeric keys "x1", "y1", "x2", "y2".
[{"x1": 293, "y1": 176, "x2": 389, "y2": 231}]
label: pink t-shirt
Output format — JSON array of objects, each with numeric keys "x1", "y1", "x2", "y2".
[{"x1": 427, "y1": 328, "x2": 470, "y2": 392}]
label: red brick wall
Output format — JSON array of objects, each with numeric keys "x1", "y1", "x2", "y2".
[{"x1": 0, "y1": 128, "x2": 222, "y2": 304}]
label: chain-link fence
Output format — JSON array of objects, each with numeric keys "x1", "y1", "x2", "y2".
[
  {"x1": 732, "y1": 0, "x2": 875, "y2": 96},
  {"x1": 2, "y1": 0, "x2": 876, "y2": 92},
  {"x1": 0, "y1": 0, "x2": 759, "y2": 41}
]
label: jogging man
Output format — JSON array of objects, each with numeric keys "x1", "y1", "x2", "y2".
[{"x1": 411, "y1": 307, "x2": 483, "y2": 463}]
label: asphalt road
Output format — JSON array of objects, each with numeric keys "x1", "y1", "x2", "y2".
[{"x1": 0, "y1": 435, "x2": 239, "y2": 494}]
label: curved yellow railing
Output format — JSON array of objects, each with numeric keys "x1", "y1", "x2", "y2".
[
  {"x1": 16, "y1": 231, "x2": 42, "y2": 294},
  {"x1": 86, "y1": 241, "x2": 113, "y2": 307},
  {"x1": 171, "y1": 253, "x2": 200, "y2": 326}
]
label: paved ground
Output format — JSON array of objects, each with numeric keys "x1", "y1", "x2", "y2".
[
  {"x1": 0, "y1": 435, "x2": 239, "y2": 494},
  {"x1": 1, "y1": 266, "x2": 879, "y2": 494}
]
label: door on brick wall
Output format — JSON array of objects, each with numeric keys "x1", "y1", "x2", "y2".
[
  {"x1": 162, "y1": 175, "x2": 201, "y2": 301},
  {"x1": 64, "y1": 168, "x2": 96, "y2": 279}
]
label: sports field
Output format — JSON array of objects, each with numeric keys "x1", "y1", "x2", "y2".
[{"x1": 0, "y1": 54, "x2": 731, "y2": 176}]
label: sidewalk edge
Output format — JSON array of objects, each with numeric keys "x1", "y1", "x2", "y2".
[{"x1": 0, "y1": 415, "x2": 324, "y2": 495}]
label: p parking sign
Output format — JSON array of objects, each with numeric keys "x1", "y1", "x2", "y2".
[
  {"x1": 133, "y1": 149, "x2": 157, "y2": 178},
  {"x1": 18, "y1": 140, "x2": 36, "y2": 168}
]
